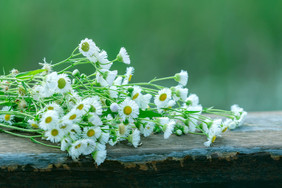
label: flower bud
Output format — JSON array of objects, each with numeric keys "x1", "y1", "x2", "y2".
[{"x1": 72, "y1": 69, "x2": 80, "y2": 77}]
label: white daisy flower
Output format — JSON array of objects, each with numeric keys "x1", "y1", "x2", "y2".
[
  {"x1": 74, "y1": 99, "x2": 91, "y2": 116},
  {"x1": 139, "y1": 94, "x2": 152, "y2": 110},
  {"x1": 118, "y1": 98, "x2": 139, "y2": 122},
  {"x1": 117, "y1": 47, "x2": 130, "y2": 64},
  {"x1": 84, "y1": 97, "x2": 103, "y2": 116},
  {"x1": 79, "y1": 38, "x2": 99, "y2": 57},
  {"x1": 39, "y1": 110, "x2": 59, "y2": 130},
  {"x1": 113, "y1": 76, "x2": 123, "y2": 86},
  {"x1": 97, "y1": 50, "x2": 113, "y2": 70},
  {"x1": 122, "y1": 67, "x2": 134, "y2": 85},
  {"x1": 154, "y1": 88, "x2": 172, "y2": 108},
  {"x1": 184, "y1": 94, "x2": 199, "y2": 107},
  {"x1": 81, "y1": 139, "x2": 96, "y2": 155},
  {"x1": 61, "y1": 137, "x2": 72, "y2": 151},
  {"x1": 68, "y1": 124, "x2": 82, "y2": 140},
  {"x1": 44, "y1": 102, "x2": 64, "y2": 116},
  {"x1": 93, "y1": 149, "x2": 107, "y2": 166},
  {"x1": 62, "y1": 109, "x2": 81, "y2": 124},
  {"x1": 45, "y1": 127, "x2": 65, "y2": 143},
  {"x1": 27, "y1": 119, "x2": 39, "y2": 129},
  {"x1": 88, "y1": 113, "x2": 103, "y2": 126},
  {"x1": 68, "y1": 140, "x2": 87, "y2": 160},
  {"x1": 174, "y1": 70, "x2": 188, "y2": 86},
  {"x1": 0, "y1": 106, "x2": 14, "y2": 125},
  {"x1": 204, "y1": 119, "x2": 222, "y2": 147},
  {"x1": 83, "y1": 126, "x2": 102, "y2": 140},
  {"x1": 39, "y1": 57, "x2": 52, "y2": 74},
  {"x1": 128, "y1": 129, "x2": 140, "y2": 148},
  {"x1": 96, "y1": 69, "x2": 118, "y2": 87},
  {"x1": 163, "y1": 120, "x2": 175, "y2": 139},
  {"x1": 98, "y1": 132, "x2": 110, "y2": 144},
  {"x1": 141, "y1": 120, "x2": 155, "y2": 137}
]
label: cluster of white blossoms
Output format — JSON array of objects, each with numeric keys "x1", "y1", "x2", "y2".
[{"x1": 0, "y1": 38, "x2": 247, "y2": 165}]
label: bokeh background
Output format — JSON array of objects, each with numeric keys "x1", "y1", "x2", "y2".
[{"x1": 1, "y1": 0, "x2": 282, "y2": 111}]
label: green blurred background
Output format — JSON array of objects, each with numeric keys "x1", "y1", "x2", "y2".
[{"x1": 1, "y1": 0, "x2": 282, "y2": 111}]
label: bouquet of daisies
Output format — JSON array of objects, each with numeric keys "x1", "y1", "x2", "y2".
[{"x1": 0, "y1": 38, "x2": 247, "y2": 165}]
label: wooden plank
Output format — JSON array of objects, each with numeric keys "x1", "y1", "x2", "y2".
[{"x1": 0, "y1": 111, "x2": 282, "y2": 187}]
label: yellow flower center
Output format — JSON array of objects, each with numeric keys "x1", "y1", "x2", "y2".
[
  {"x1": 58, "y1": 78, "x2": 66, "y2": 89},
  {"x1": 75, "y1": 143, "x2": 81, "y2": 149},
  {"x1": 128, "y1": 74, "x2": 132, "y2": 82},
  {"x1": 212, "y1": 136, "x2": 216, "y2": 143},
  {"x1": 69, "y1": 114, "x2": 77, "y2": 120},
  {"x1": 159, "y1": 93, "x2": 167, "y2": 101},
  {"x1": 222, "y1": 127, "x2": 228, "y2": 133},
  {"x1": 4, "y1": 114, "x2": 11, "y2": 121},
  {"x1": 77, "y1": 104, "x2": 84, "y2": 110},
  {"x1": 119, "y1": 124, "x2": 126, "y2": 135},
  {"x1": 47, "y1": 106, "x2": 54, "y2": 110},
  {"x1": 146, "y1": 126, "x2": 151, "y2": 130},
  {"x1": 132, "y1": 93, "x2": 139, "y2": 100},
  {"x1": 61, "y1": 125, "x2": 67, "y2": 129},
  {"x1": 51, "y1": 129, "x2": 59, "y2": 136},
  {"x1": 31, "y1": 123, "x2": 39, "y2": 128},
  {"x1": 87, "y1": 129, "x2": 95, "y2": 137},
  {"x1": 45, "y1": 116, "x2": 52, "y2": 124},
  {"x1": 81, "y1": 42, "x2": 90, "y2": 52},
  {"x1": 123, "y1": 106, "x2": 132, "y2": 115}
]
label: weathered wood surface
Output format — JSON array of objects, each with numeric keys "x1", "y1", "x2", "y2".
[{"x1": 1, "y1": 111, "x2": 282, "y2": 187}]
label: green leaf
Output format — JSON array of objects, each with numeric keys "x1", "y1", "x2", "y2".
[
  {"x1": 139, "y1": 110, "x2": 162, "y2": 118},
  {"x1": 16, "y1": 69, "x2": 46, "y2": 78}
]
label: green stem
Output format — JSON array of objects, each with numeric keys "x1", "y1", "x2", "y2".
[
  {"x1": 30, "y1": 137, "x2": 60, "y2": 149},
  {"x1": 0, "y1": 123, "x2": 42, "y2": 133}
]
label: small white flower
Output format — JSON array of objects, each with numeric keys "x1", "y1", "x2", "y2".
[
  {"x1": 117, "y1": 47, "x2": 131, "y2": 64},
  {"x1": 61, "y1": 137, "x2": 72, "y2": 151},
  {"x1": 79, "y1": 38, "x2": 99, "y2": 57},
  {"x1": 184, "y1": 94, "x2": 199, "y2": 107},
  {"x1": 128, "y1": 129, "x2": 140, "y2": 148},
  {"x1": 118, "y1": 123, "x2": 131, "y2": 139},
  {"x1": 68, "y1": 124, "x2": 82, "y2": 140},
  {"x1": 46, "y1": 72, "x2": 72, "y2": 94},
  {"x1": 88, "y1": 113, "x2": 103, "y2": 126},
  {"x1": 183, "y1": 126, "x2": 189, "y2": 134},
  {"x1": 98, "y1": 132, "x2": 110, "y2": 144},
  {"x1": 154, "y1": 88, "x2": 172, "y2": 108},
  {"x1": 96, "y1": 50, "x2": 113, "y2": 70},
  {"x1": 62, "y1": 109, "x2": 81, "y2": 124},
  {"x1": 83, "y1": 126, "x2": 102, "y2": 140},
  {"x1": 0, "y1": 106, "x2": 14, "y2": 125},
  {"x1": 113, "y1": 76, "x2": 123, "y2": 86},
  {"x1": 110, "y1": 103, "x2": 119, "y2": 112},
  {"x1": 39, "y1": 58, "x2": 52, "y2": 74},
  {"x1": 174, "y1": 70, "x2": 188, "y2": 86},
  {"x1": 39, "y1": 110, "x2": 59, "y2": 130},
  {"x1": 109, "y1": 86, "x2": 119, "y2": 98},
  {"x1": 10, "y1": 68, "x2": 19, "y2": 76},
  {"x1": 69, "y1": 140, "x2": 87, "y2": 160},
  {"x1": 81, "y1": 139, "x2": 96, "y2": 155},
  {"x1": 141, "y1": 120, "x2": 155, "y2": 137},
  {"x1": 96, "y1": 69, "x2": 118, "y2": 87},
  {"x1": 118, "y1": 98, "x2": 139, "y2": 122},
  {"x1": 74, "y1": 99, "x2": 91, "y2": 116},
  {"x1": 93, "y1": 149, "x2": 107, "y2": 166},
  {"x1": 163, "y1": 120, "x2": 175, "y2": 139},
  {"x1": 172, "y1": 85, "x2": 188, "y2": 101},
  {"x1": 44, "y1": 102, "x2": 64, "y2": 116},
  {"x1": 231, "y1": 104, "x2": 247, "y2": 128},
  {"x1": 139, "y1": 94, "x2": 152, "y2": 110},
  {"x1": 45, "y1": 127, "x2": 65, "y2": 143},
  {"x1": 122, "y1": 67, "x2": 134, "y2": 85},
  {"x1": 84, "y1": 97, "x2": 103, "y2": 116},
  {"x1": 27, "y1": 119, "x2": 39, "y2": 129}
]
